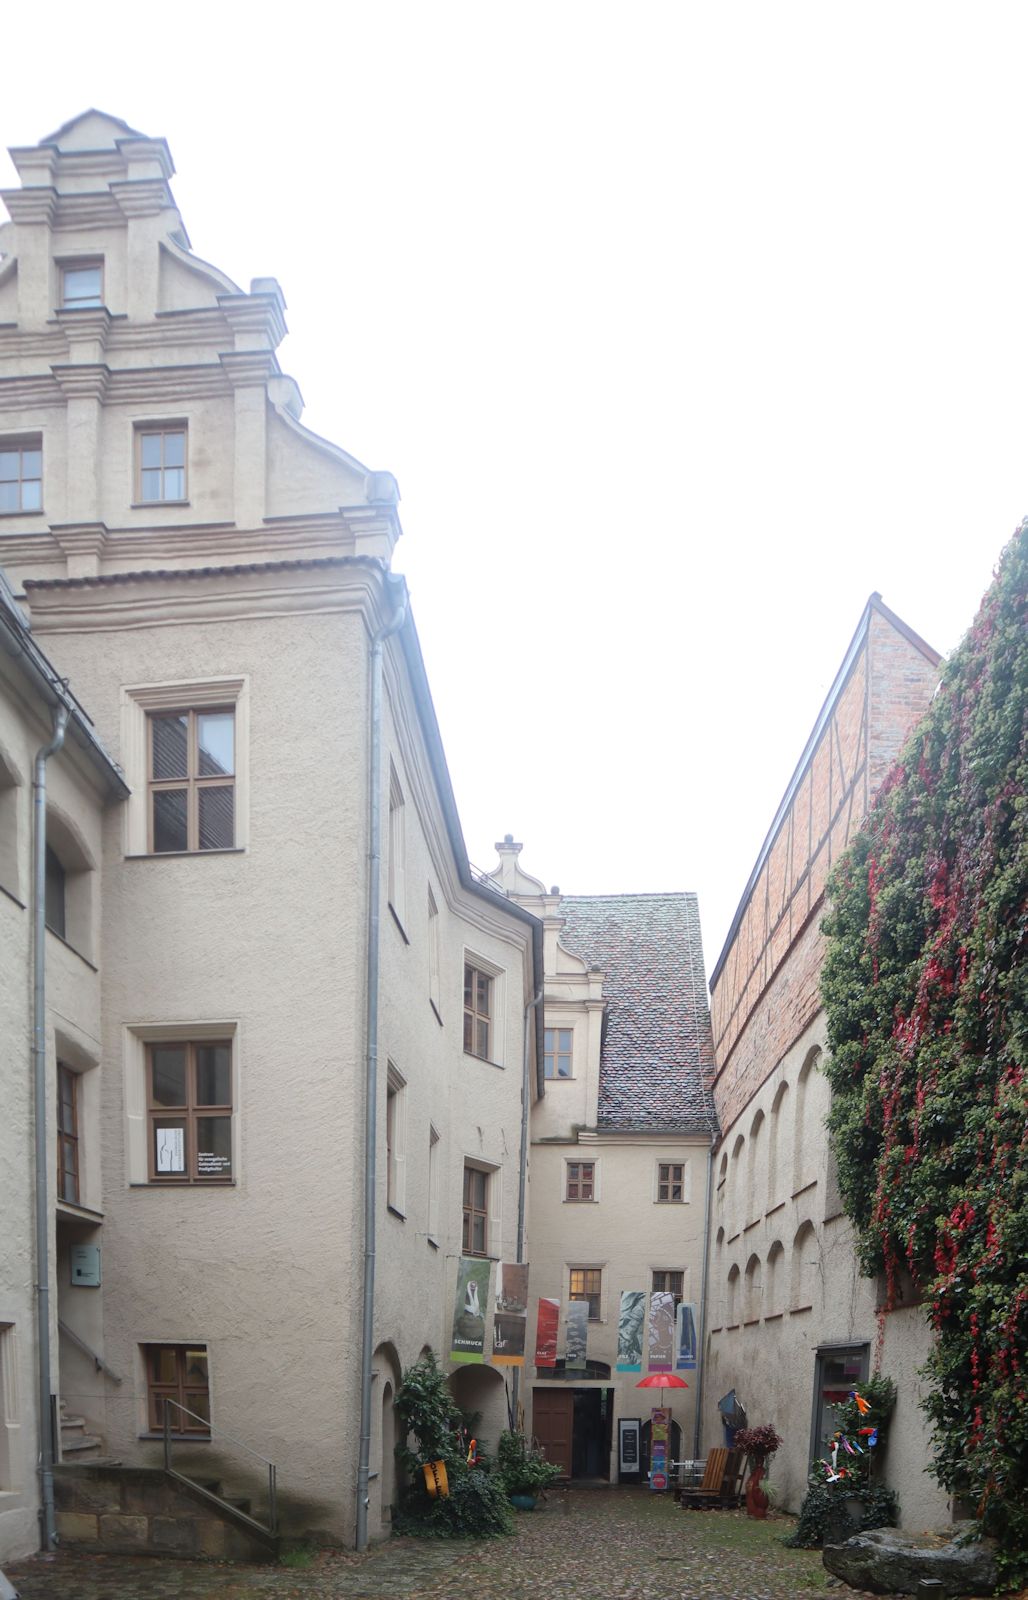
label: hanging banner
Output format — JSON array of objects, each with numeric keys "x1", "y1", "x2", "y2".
[
  {"x1": 450, "y1": 1255, "x2": 491, "y2": 1364},
  {"x1": 617, "y1": 1290, "x2": 646, "y2": 1371},
  {"x1": 492, "y1": 1262, "x2": 529, "y2": 1366},
  {"x1": 650, "y1": 1405, "x2": 671, "y2": 1492},
  {"x1": 534, "y1": 1297, "x2": 560, "y2": 1367},
  {"x1": 648, "y1": 1290, "x2": 675, "y2": 1373},
  {"x1": 676, "y1": 1302, "x2": 698, "y2": 1371},
  {"x1": 565, "y1": 1300, "x2": 589, "y2": 1371}
]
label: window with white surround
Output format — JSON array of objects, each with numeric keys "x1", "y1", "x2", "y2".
[
  {"x1": 544, "y1": 1027, "x2": 573, "y2": 1079},
  {"x1": 0, "y1": 1323, "x2": 19, "y2": 1489},
  {"x1": 569, "y1": 1266, "x2": 602, "y2": 1321},
  {"x1": 121, "y1": 678, "x2": 249, "y2": 857},
  {"x1": 656, "y1": 1161, "x2": 687, "y2": 1203},
  {"x1": 0, "y1": 437, "x2": 42, "y2": 516},
  {"x1": 386, "y1": 1064, "x2": 406, "y2": 1215},
  {"x1": 565, "y1": 1160, "x2": 595, "y2": 1201},
  {"x1": 463, "y1": 1164, "x2": 489, "y2": 1256},
  {"x1": 463, "y1": 953, "x2": 503, "y2": 1064},
  {"x1": 123, "y1": 1021, "x2": 239, "y2": 1187},
  {"x1": 144, "y1": 1344, "x2": 209, "y2": 1436}
]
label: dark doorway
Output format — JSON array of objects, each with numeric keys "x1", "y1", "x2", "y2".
[
  {"x1": 572, "y1": 1387, "x2": 614, "y2": 1479},
  {"x1": 810, "y1": 1344, "x2": 869, "y2": 1462},
  {"x1": 533, "y1": 1388, "x2": 573, "y2": 1476}
]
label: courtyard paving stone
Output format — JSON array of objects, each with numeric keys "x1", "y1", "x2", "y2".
[{"x1": 7, "y1": 1488, "x2": 864, "y2": 1599}]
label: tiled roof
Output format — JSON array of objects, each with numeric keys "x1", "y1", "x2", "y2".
[{"x1": 558, "y1": 893, "x2": 719, "y2": 1135}]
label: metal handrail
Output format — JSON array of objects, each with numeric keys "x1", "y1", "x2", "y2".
[
  {"x1": 162, "y1": 1401, "x2": 277, "y2": 1537},
  {"x1": 57, "y1": 1320, "x2": 122, "y2": 1384}
]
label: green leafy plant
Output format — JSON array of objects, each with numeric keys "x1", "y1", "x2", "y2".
[
  {"x1": 494, "y1": 1430, "x2": 562, "y2": 1499},
  {"x1": 787, "y1": 1378, "x2": 897, "y2": 1548},
  {"x1": 787, "y1": 1469, "x2": 899, "y2": 1549},
  {"x1": 820, "y1": 523, "x2": 1028, "y2": 1581},
  {"x1": 392, "y1": 1352, "x2": 513, "y2": 1538}
]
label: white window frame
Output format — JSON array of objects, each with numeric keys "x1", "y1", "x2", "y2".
[
  {"x1": 544, "y1": 1024, "x2": 575, "y2": 1080},
  {"x1": 563, "y1": 1156, "x2": 599, "y2": 1202},
  {"x1": 653, "y1": 1158, "x2": 690, "y2": 1204},
  {"x1": 123, "y1": 1020, "x2": 239, "y2": 1188},
  {"x1": 121, "y1": 678, "x2": 249, "y2": 856},
  {"x1": 568, "y1": 1263, "x2": 606, "y2": 1323},
  {"x1": 462, "y1": 1157, "x2": 501, "y2": 1259}
]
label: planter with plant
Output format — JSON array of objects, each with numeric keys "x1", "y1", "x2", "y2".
[
  {"x1": 787, "y1": 1377, "x2": 898, "y2": 1548},
  {"x1": 734, "y1": 1424, "x2": 783, "y2": 1519},
  {"x1": 494, "y1": 1430, "x2": 562, "y2": 1509},
  {"x1": 392, "y1": 1353, "x2": 513, "y2": 1538}
]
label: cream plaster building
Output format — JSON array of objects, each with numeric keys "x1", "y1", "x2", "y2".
[
  {"x1": 701, "y1": 596, "x2": 951, "y2": 1530},
  {"x1": 0, "y1": 110, "x2": 541, "y2": 1561},
  {"x1": 487, "y1": 842, "x2": 717, "y2": 1483}
]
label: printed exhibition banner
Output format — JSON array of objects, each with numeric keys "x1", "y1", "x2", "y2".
[
  {"x1": 534, "y1": 1297, "x2": 560, "y2": 1367},
  {"x1": 492, "y1": 1262, "x2": 529, "y2": 1366},
  {"x1": 450, "y1": 1255, "x2": 492, "y2": 1364},
  {"x1": 649, "y1": 1405, "x2": 671, "y2": 1493},
  {"x1": 616, "y1": 1290, "x2": 646, "y2": 1371},
  {"x1": 648, "y1": 1290, "x2": 675, "y2": 1373},
  {"x1": 676, "y1": 1301, "x2": 698, "y2": 1371},
  {"x1": 565, "y1": 1299, "x2": 589, "y2": 1371}
]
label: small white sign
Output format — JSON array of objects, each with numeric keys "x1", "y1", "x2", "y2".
[{"x1": 156, "y1": 1127, "x2": 185, "y2": 1173}]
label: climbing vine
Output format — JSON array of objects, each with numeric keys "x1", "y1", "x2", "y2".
[{"x1": 821, "y1": 522, "x2": 1027, "y2": 1578}]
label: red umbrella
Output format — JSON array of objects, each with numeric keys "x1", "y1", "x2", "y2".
[{"x1": 636, "y1": 1372, "x2": 689, "y2": 1406}]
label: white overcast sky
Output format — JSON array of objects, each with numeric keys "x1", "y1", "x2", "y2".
[{"x1": 2, "y1": 3, "x2": 1021, "y2": 975}]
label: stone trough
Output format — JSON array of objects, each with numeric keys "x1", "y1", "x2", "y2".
[{"x1": 823, "y1": 1525, "x2": 998, "y2": 1597}]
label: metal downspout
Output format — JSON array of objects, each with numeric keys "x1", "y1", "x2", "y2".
[
  {"x1": 692, "y1": 1133, "x2": 716, "y2": 1459},
  {"x1": 33, "y1": 704, "x2": 69, "y2": 1550},
  {"x1": 511, "y1": 987, "x2": 543, "y2": 1429},
  {"x1": 355, "y1": 589, "x2": 407, "y2": 1553}
]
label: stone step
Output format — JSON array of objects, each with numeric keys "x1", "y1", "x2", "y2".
[{"x1": 62, "y1": 1433, "x2": 104, "y2": 1454}]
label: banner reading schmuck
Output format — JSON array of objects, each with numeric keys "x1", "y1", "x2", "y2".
[
  {"x1": 450, "y1": 1255, "x2": 491, "y2": 1364},
  {"x1": 492, "y1": 1262, "x2": 529, "y2": 1366}
]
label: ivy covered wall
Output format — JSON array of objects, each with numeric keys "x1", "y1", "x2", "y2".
[{"x1": 821, "y1": 523, "x2": 1027, "y2": 1575}]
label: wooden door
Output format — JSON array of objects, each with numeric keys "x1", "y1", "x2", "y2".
[{"x1": 533, "y1": 1388, "x2": 573, "y2": 1477}]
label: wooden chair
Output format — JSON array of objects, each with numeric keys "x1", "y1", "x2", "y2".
[
  {"x1": 679, "y1": 1446, "x2": 729, "y2": 1508},
  {"x1": 719, "y1": 1447, "x2": 746, "y2": 1507}
]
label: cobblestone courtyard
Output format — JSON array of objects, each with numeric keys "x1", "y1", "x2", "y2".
[{"x1": 6, "y1": 1489, "x2": 848, "y2": 1600}]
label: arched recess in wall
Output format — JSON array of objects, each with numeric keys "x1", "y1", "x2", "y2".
[
  {"x1": 449, "y1": 1363, "x2": 506, "y2": 1452},
  {"x1": 765, "y1": 1240, "x2": 785, "y2": 1316},
  {"x1": 743, "y1": 1254, "x2": 762, "y2": 1323},
  {"x1": 726, "y1": 1263, "x2": 740, "y2": 1326},
  {"x1": 0, "y1": 741, "x2": 22, "y2": 898},
  {"x1": 790, "y1": 1220, "x2": 818, "y2": 1311},
  {"x1": 371, "y1": 1341, "x2": 402, "y2": 1538},
  {"x1": 714, "y1": 1226, "x2": 726, "y2": 1325},
  {"x1": 792, "y1": 1048, "x2": 821, "y2": 1193},
  {"x1": 746, "y1": 1111, "x2": 765, "y2": 1226},
  {"x1": 729, "y1": 1133, "x2": 745, "y2": 1232},
  {"x1": 45, "y1": 802, "x2": 96, "y2": 959},
  {"x1": 768, "y1": 1080, "x2": 790, "y2": 1209}
]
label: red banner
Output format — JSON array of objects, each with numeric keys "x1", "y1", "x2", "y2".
[{"x1": 534, "y1": 1297, "x2": 560, "y2": 1367}]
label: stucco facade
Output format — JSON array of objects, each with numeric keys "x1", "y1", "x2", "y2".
[
  {"x1": 702, "y1": 596, "x2": 951, "y2": 1530},
  {"x1": 0, "y1": 110, "x2": 539, "y2": 1559}
]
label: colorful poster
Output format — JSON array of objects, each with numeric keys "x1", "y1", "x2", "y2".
[
  {"x1": 650, "y1": 1405, "x2": 670, "y2": 1493},
  {"x1": 648, "y1": 1290, "x2": 675, "y2": 1373},
  {"x1": 617, "y1": 1290, "x2": 646, "y2": 1371},
  {"x1": 450, "y1": 1255, "x2": 491, "y2": 1364},
  {"x1": 565, "y1": 1299, "x2": 589, "y2": 1371},
  {"x1": 492, "y1": 1262, "x2": 529, "y2": 1366},
  {"x1": 534, "y1": 1297, "x2": 560, "y2": 1367},
  {"x1": 676, "y1": 1302, "x2": 698, "y2": 1371}
]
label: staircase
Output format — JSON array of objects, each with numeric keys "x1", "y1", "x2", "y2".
[{"x1": 59, "y1": 1398, "x2": 105, "y2": 1460}]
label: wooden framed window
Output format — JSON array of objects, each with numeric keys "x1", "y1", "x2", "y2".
[
  {"x1": 0, "y1": 438, "x2": 42, "y2": 515},
  {"x1": 544, "y1": 1028, "x2": 573, "y2": 1079},
  {"x1": 136, "y1": 424, "x2": 187, "y2": 503},
  {"x1": 463, "y1": 964, "x2": 492, "y2": 1060},
  {"x1": 657, "y1": 1162, "x2": 685, "y2": 1202},
  {"x1": 565, "y1": 1161, "x2": 595, "y2": 1202},
  {"x1": 61, "y1": 260, "x2": 103, "y2": 309},
  {"x1": 462, "y1": 1165, "x2": 488, "y2": 1256},
  {"x1": 148, "y1": 707, "x2": 234, "y2": 853},
  {"x1": 569, "y1": 1267, "x2": 602, "y2": 1321},
  {"x1": 57, "y1": 1064, "x2": 79, "y2": 1205},
  {"x1": 144, "y1": 1344, "x2": 210, "y2": 1435},
  {"x1": 652, "y1": 1269, "x2": 684, "y2": 1312},
  {"x1": 147, "y1": 1041, "x2": 232, "y2": 1183}
]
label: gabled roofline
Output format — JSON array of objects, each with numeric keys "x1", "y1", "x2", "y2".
[{"x1": 708, "y1": 593, "x2": 941, "y2": 992}]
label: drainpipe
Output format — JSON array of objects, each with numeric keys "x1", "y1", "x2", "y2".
[
  {"x1": 355, "y1": 585, "x2": 407, "y2": 1553},
  {"x1": 33, "y1": 703, "x2": 69, "y2": 1551},
  {"x1": 511, "y1": 987, "x2": 543, "y2": 1430},
  {"x1": 692, "y1": 1132, "x2": 716, "y2": 1460}
]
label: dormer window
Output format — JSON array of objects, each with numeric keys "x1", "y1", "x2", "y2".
[{"x1": 61, "y1": 260, "x2": 104, "y2": 309}]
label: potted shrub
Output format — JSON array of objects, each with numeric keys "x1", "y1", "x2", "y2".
[
  {"x1": 734, "y1": 1424, "x2": 783, "y2": 1519},
  {"x1": 495, "y1": 1429, "x2": 562, "y2": 1510}
]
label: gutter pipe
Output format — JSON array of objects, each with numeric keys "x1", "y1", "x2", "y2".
[
  {"x1": 33, "y1": 703, "x2": 69, "y2": 1551},
  {"x1": 692, "y1": 1131, "x2": 717, "y2": 1459},
  {"x1": 511, "y1": 986, "x2": 543, "y2": 1430},
  {"x1": 355, "y1": 583, "x2": 408, "y2": 1553}
]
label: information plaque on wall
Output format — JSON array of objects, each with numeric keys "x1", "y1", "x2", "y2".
[
  {"x1": 618, "y1": 1417, "x2": 642, "y2": 1477},
  {"x1": 70, "y1": 1245, "x2": 101, "y2": 1287}
]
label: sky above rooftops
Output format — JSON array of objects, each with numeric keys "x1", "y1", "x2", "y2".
[{"x1": 0, "y1": 3, "x2": 1019, "y2": 974}]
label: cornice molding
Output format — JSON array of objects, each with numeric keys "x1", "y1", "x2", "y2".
[
  {"x1": 0, "y1": 188, "x2": 57, "y2": 226},
  {"x1": 51, "y1": 362, "x2": 111, "y2": 401}
]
